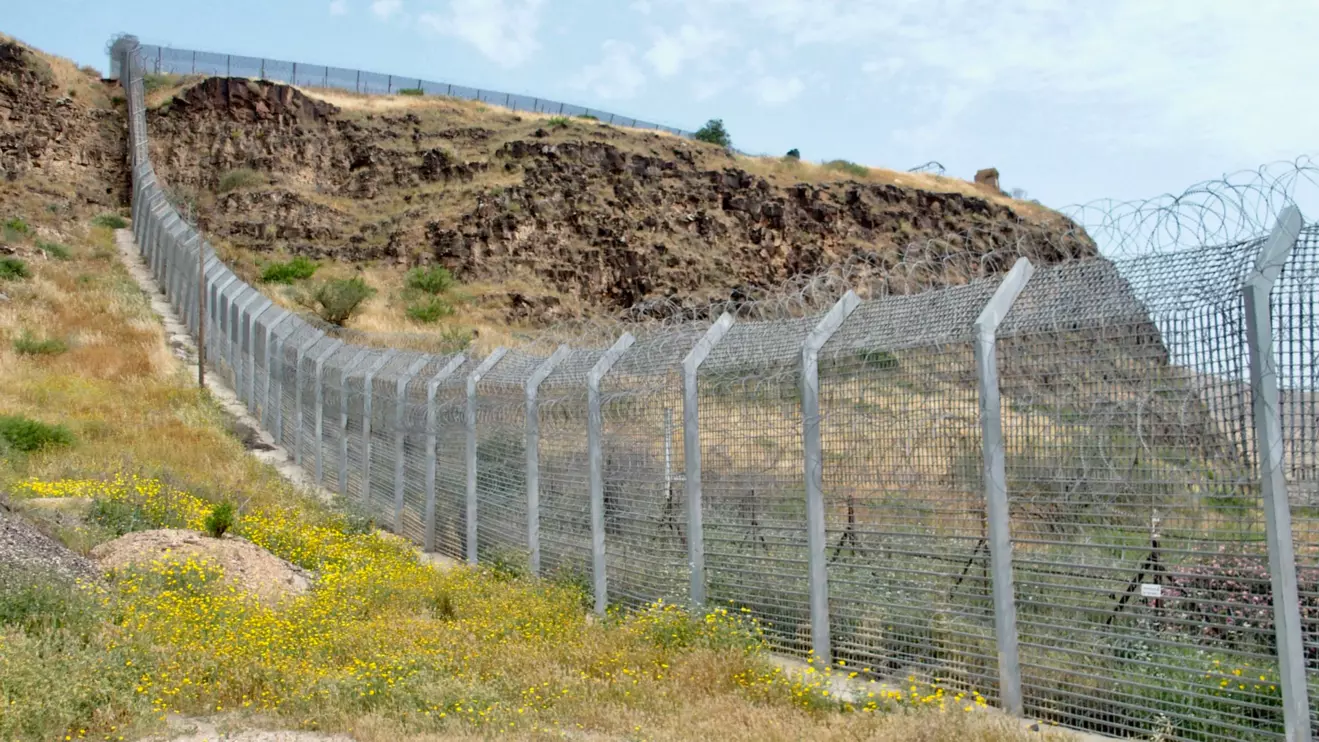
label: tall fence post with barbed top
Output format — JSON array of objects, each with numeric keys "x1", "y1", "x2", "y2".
[
  {"x1": 683, "y1": 313, "x2": 735, "y2": 607},
  {"x1": 424, "y1": 354, "x2": 467, "y2": 553},
  {"x1": 466, "y1": 350, "x2": 509, "y2": 564},
  {"x1": 394, "y1": 356, "x2": 432, "y2": 532},
  {"x1": 589, "y1": 333, "x2": 636, "y2": 615},
  {"x1": 974, "y1": 257, "x2": 1035, "y2": 717},
  {"x1": 1243, "y1": 206, "x2": 1311, "y2": 742},
  {"x1": 526, "y1": 345, "x2": 570, "y2": 576},
  {"x1": 801, "y1": 291, "x2": 860, "y2": 662}
]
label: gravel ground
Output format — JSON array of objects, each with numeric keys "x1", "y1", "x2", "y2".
[{"x1": 0, "y1": 503, "x2": 98, "y2": 583}]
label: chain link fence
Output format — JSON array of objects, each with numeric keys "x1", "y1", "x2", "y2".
[{"x1": 114, "y1": 35, "x2": 1319, "y2": 741}]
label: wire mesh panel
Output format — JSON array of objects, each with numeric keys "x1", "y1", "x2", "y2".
[
  {"x1": 297, "y1": 337, "x2": 340, "y2": 473},
  {"x1": 818, "y1": 279, "x2": 1003, "y2": 698},
  {"x1": 1271, "y1": 225, "x2": 1319, "y2": 734},
  {"x1": 250, "y1": 306, "x2": 287, "y2": 425},
  {"x1": 278, "y1": 324, "x2": 323, "y2": 454},
  {"x1": 996, "y1": 248, "x2": 1288, "y2": 740},
  {"x1": 318, "y1": 345, "x2": 365, "y2": 491},
  {"x1": 699, "y1": 315, "x2": 821, "y2": 651},
  {"x1": 342, "y1": 349, "x2": 387, "y2": 504},
  {"x1": 600, "y1": 325, "x2": 710, "y2": 608},
  {"x1": 474, "y1": 350, "x2": 544, "y2": 570},
  {"x1": 536, "y1": 349, "x2": 604, "y2": 588},
  {"x1": 399, "y1": 355, "x2": 461, "y2": 544},
  {"x1": 364, "y1": 353, "x2": 423, "y2": 522},
  {"x1": 433, "y1": 357, "x2": 476, "y2": 561}
]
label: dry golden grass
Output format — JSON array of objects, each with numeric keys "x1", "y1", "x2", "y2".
[{"x1": 0, "y1": 31, "x2": 113, "y2": 109}]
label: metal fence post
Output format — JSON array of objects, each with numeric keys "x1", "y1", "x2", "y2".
[
  {"x1": 311, "y1": 340, "x2": 346, "y2": 485},
  {"x1": 394, "y1": 356, "x2": 432, "y2": 532},
  {"x1": 467, "y1": 349, "x2": 509, "y2": 564},
  {"x1": 336, "y1": 348, "x2": 373, "y2": 497},
  {"x1": 801, "y1": 291, "x2": 860, "y2": 662},
  {"x1": 1243, "y1": 206, "x2": 1311, "y2": 742},
  {"x1": 974, "y1": 257, "x2": 1035, "y2": 717},
  {"x1": 292, "y1": 330, "x2": 327, "y2": 466},
  {"x1": 588, "y1": 333, "x2": 636, "y2": 614},
  {"x1": 261, "y1": 312, "x2": 292, "y2": 430},
  {"x1": 525, "y1": 345, "x2": 570, "y2": 576},
  {"x1": 360, "y1": 349, "x2": 399, "y2": 502},
  {"x1": 423, "y1": 355, "x2": 467, "y2": 552},
  {"x1": 682, "y1": 313, "x2": 735, "y2": 607}
]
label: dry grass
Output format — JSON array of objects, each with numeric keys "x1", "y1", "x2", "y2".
[{"x1": 0, "y1": 31, "x2": 113, "y2": 109}]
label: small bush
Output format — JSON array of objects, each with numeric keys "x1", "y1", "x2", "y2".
[
  {"x1": 13, "y1": 331, "x2": 68, "y2": 356},
  {"x1": 4, "y1": 216, "x2": 30, "y2": 235},
  {"x1": 405, "y1": 265, "x2": 455, "y2": 295},
  {"x1": 0, "y1": 415, "x2": 74, "y2": 453},
  {"x1": 203, "y1": 501, "x2": 236, "y2": 538},
  {"x1": 91, "y1": 213, "x2": 128, "y2": 229},
  {"x1": 785, "y1": 148, "x2": 801, "y2": 159},
  {"x1": 824, "y1": 159, "x2": 869, "y2": 177},
  {"x1": 142, "y1": 73, "x2": 177, "y2": 93},
  {"x1": 303, "y1": 277, "x2": 376, "y2": 326},
  {"x1": 260, "y1": 255, "x2": 319, "y2": 284},
  {"x1": 397, "y1": 87, "x2": 424, "y2": 96},
  {"x1": 406, "y1": 296, "x2": 455, "y2": 324},
  {"x1": 216, "y1": 168, "x2": 267, "y2": 193},
  {"x1": 0, "y1": 257, "x2": 30, "y2": 281},
  {"x1": 546, "y1": 116, "x2": 570, "y2": 129},
  {"x1": 695, "y1": 118, "x2": 731, "y2": 148},
  {"x1": 36, "y1": 241, "x2": 71, "y2": 260},
  {"x1": 577, "y1": 113, "x2": 598, "y2": 121},
  {"x1": 0, "y1": 566, "x2": 102, "y2": 636},
  {"x1": 88, "y1": 499, "x2": 153, "y2": 537}
]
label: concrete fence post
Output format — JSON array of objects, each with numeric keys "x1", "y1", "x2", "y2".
[
  {"x1": 466, "y1": 349, "x2": 509, "y2": 564},
  {"x1": 360, "y1": 349, "x2": 400, "y2": 503},
  {"x1": 260, "y1": 312, "x2": 292, "y2": 430},
  {"x1": 682, "y1": 313, "x2": 735, "y2": 607},
  {"x1": 394, "y1": 356, "x2": 432, "y2": 532},
  {"x1": 525, "y1": 345, "x2": 571, "y2": 576},
  {"x1": 801, "y1": 290, "x2": 860, "y2": 662},
  {"x1": 1243, "y1": 206, "x2": 1311, "y2": 742},
  {"x1": 423, "y1": 355, "x2": 467, "y2": 552},
  {"x1": 588, "y1": 333, "x2": 636, "y2": 615},
  {"x1": 974, "y1": 257, "x2": 1035, "y2": 717},
  {"x1": 311, "y1": 339, "x2": 346, "y2": 485},
  {"x1": 291, "y1": 329, "x2": 327, "y2": 466}
]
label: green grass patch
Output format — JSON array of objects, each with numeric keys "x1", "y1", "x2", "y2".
[
  {"x1": 0, "y1": 415, "x2": 74, "y2": 453},
  {"x1": 405, "y1": 265, "x2": 455, "y2": 295},
  {"x1": 13, "y1": 331, "x2": 69, "y2": 356},
  {"x1": 547, "y1": 116, "x2": 570, "y2": 129},
  {"x1": 824, "y1": 159, "x2": 870, "y2": 177},
  {"x1": 91, "y1": 213, "x2": 128, "y2": 229},
  {"x1": 406, "y1": 296, "x2": 455, "y2": 324},
  {"x1": 397, "y1": 87, "x2": 424, "y2": 96},
  {"x1": 0, "y1": 256, "x2": 31, "y2": 281},
  {"x1": 4, "y1": 216, "x2": 31, "y2": 242},
  {"x1": 260, "y1": 255, "x2": 319, "y2": 284},
  {"x1": 216, "y1": 168, "x2": 267, "y2": 194},
  {"x1": 36, "y1": 241, "x2": 71, "y2": 260},
  {"x1": 577, "y1": 113, "x2": 598, "y2": 121}
]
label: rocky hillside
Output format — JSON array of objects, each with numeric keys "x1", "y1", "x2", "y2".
[
  {"x1": 0, "y1": 35, "x2": 125, "y2": 206},
  {"x1": 146, "y1": 77, "x2": 1096, "y2": 323}
]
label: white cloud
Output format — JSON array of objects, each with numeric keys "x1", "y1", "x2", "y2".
[
  {"x1": 371, "y1": 0, "x2": 401, "y2": 19},
  {"x1": 754, "y1": 75, "x2": 804, "y2": 106},
  {"x1": 631, "y1": 0, "x2": 653, "y2": 14},
  {"x1": 419, "y1": 0, "x2": 546, "y2": 68},
  {"x1": 572, "y1": 40, "x2": 646, "y2": 100},
  {"x1": 861, "y1": 57, "x2": 904, "y2": 79},
  {"x1": 329, "y1": 0, "x2": 348, "y2": 15},
  {"x1": 644, "y1": 24, "x2": 726, "y2": 77}
]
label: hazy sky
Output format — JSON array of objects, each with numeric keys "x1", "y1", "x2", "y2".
[{"x1": 6, "y1": 0, "x2": 1318, "y2": 216}]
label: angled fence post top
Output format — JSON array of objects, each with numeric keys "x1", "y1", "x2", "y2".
[
  {"x1": 683, "y1": 313, "x2": 735, "y2": 372},
  {"x1": 427, "y1": 354, "x2": 468, "y2": 397},
  {"x1": 1249, "y1": 205, "x2": 1304, "y2": 286},
  {"x1": 590, "y1": 333, "x2": 637, "y2": 386},
  {"x1": 468, "y1": 348, "x2": 510, "y2": 390},
  {"x1": 803, "y1": 291, "x2": 861, "y2": 356},
  {"x1": 527, "y1": 345, "x2": 571, "y2": 397},
  {"x1": 975, "y1": 257, "x2": 1036, "y2": 336}
]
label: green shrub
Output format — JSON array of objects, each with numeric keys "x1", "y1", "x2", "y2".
[
  {"x1": 397, "y1": 87, "x2": 424, "y2": 96},
  {"x1": 695, "y1": 118, "x2": 731, "y2": 147},
  {"x1": 546, "y1": 116, "x2": 570, "y2": 129},
  {"x1": 13, "y1": 331, "x2": 68, "y2": 356},
  {"x1": 0, "y1": 566, "x2": 102, "y2": 636},
  {"x1": 406, "y1": 297, "x2": 455, "y2": 324},
  {"x1": 303, "y1": 277, "x2": 376, "y2": 326},
  {"x1": 4, "y1": 217, "x2": 30, "y2": 241},
  {"x1": 88, "y1": 499, "x2": 152, "y2": 537},
  {"x1": 785, "y1": 148, "x2": 801, "y2": 159},
  {"x1": 141, "y1": 73, "x2": 178, "y2": 93},
  {"x1": 0, "y1": 415, "x2": 74, "y2": 453},
  {"x1": 216, "y1": 168, "x2": 267, "y2": 194},
  {"x1": 260, "y1": 255, "x2": 319, "y2": 284},
  {"x1": 91, "y1": 213, "x2": 128, "y2": 229},
  {"x1": 35, "y1": 241, "x2": 71, "y2": 260},
  {"x1": 203, "y1": 501, "x2": 236, "y2": 538},
  {"x1": 577, "y1": 113, "x2": 598, "y2": 121},
  {"x1": 824, "y1": 159, "x2": 869, "y2": 177},
  {"x1": 405, "y1": 265, "x2": 455, "y2": 295},
  {"x1": 0, "y1": 257, "x2": 30, "y2": 281}
]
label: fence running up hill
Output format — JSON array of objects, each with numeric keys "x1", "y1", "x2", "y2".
[
  {"x1": 111, "y1": 36, "x2": 1319, "y2": 742},
  {"x1": 119, "y1": 41, "x2": 697, "y2": 139}
]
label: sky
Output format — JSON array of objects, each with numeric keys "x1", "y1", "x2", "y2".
[{"x1": 6, "y1": 0, "x2": 1319, "y2": 220}]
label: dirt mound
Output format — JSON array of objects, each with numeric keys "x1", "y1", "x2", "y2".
[
  {"x1": 91, "y1": 528, "x2": 311, "y2": 604},
  {"x1": 0, "y1": 506, "x2": 98, "y2": 583},
  {"x1": 145, "y1": 77, "x2": 1097, "y2": 322}
]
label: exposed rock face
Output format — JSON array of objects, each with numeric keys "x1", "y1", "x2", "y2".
[
  {"x1": 974, "y1": 167, "x2": 1001, "y2": 194},
  {"x1": 146, "y1": 77, "x2": 1097, "y2": 319},
  {"x1": 0, "y1": 40, "x2": 126, "y2": 204}
]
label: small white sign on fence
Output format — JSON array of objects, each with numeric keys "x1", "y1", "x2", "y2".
[{"x1": 1140, "y1": 583, "x2": 1163, "y2": 599}]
